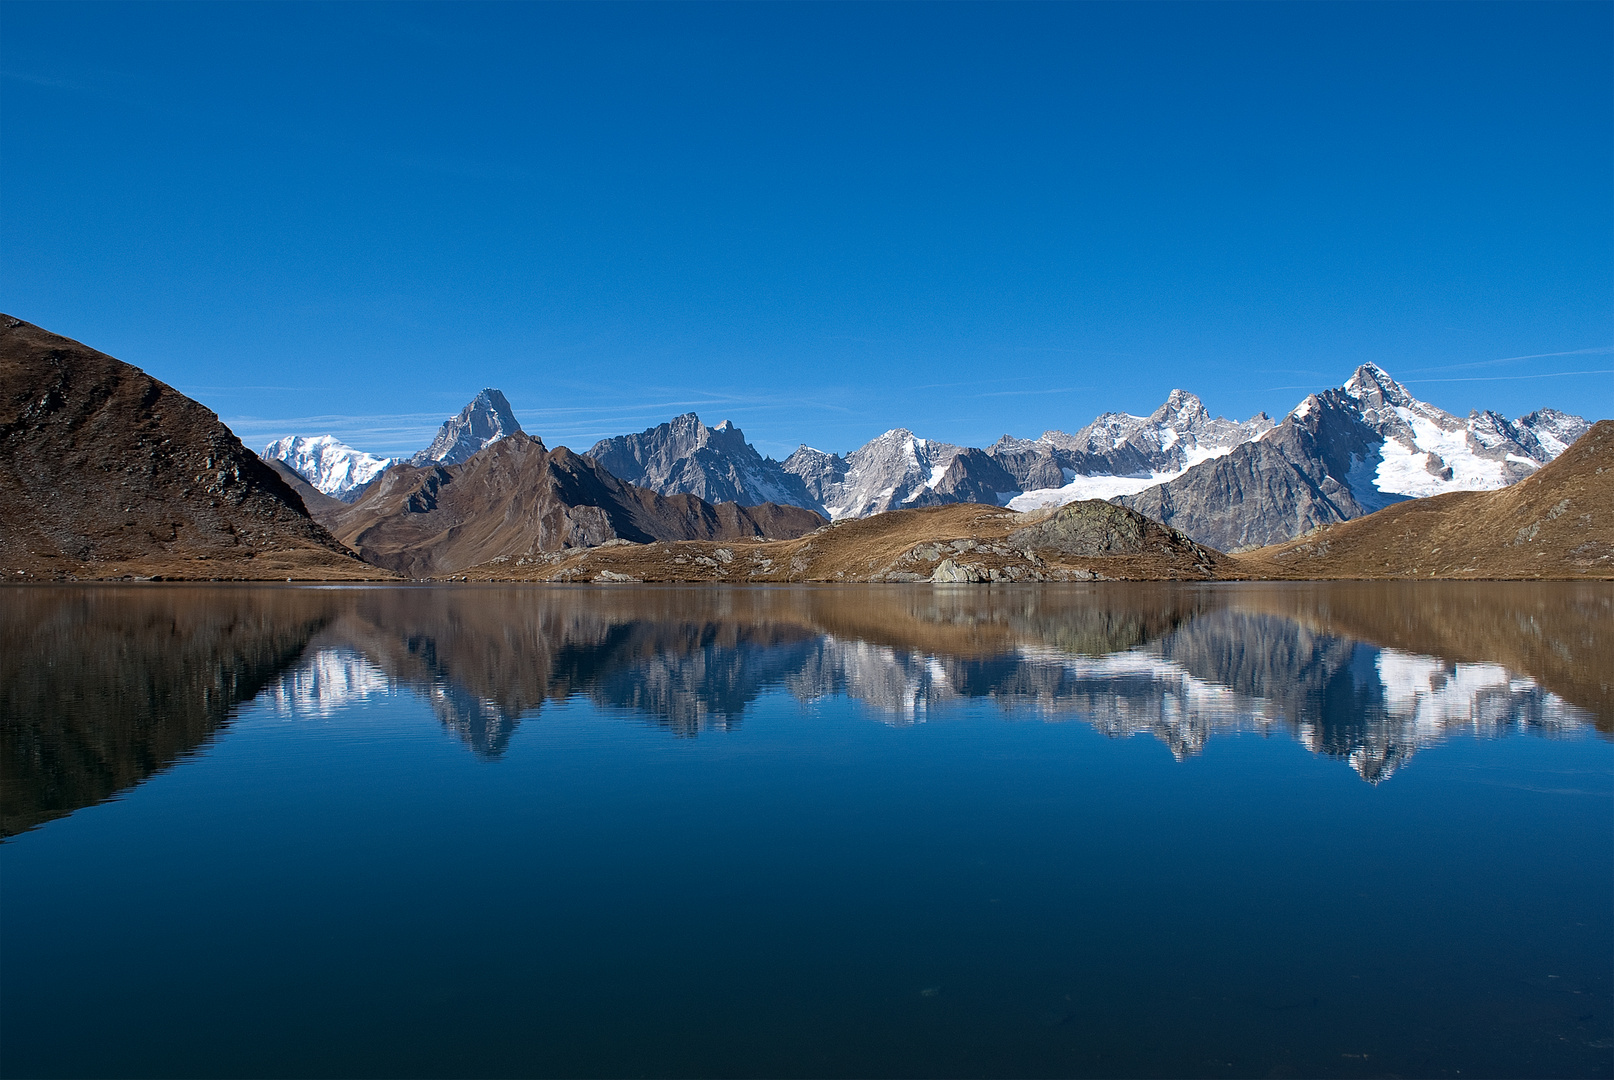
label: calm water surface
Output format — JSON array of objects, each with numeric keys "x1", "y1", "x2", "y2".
[{"x1": 2, "y1": 582, "x2": 1610, "y2": 1078}]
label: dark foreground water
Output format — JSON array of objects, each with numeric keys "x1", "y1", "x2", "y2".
[{"x1": 2, "y1": 582, "x2": 1610, "y2": 1079}]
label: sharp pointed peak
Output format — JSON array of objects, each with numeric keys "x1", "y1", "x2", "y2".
[
  {"x1": 1342, "y1": 363, "x2": 1419, "y2": 407},
  {"x1": 1345, "y1": 362, "x2": 1404, "y2": 388}
]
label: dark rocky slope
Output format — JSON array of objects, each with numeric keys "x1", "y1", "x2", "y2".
[{"x1": 0, "y1": 316, "x2": 378, "y2": 580}]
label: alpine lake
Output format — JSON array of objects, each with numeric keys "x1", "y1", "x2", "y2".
[{"x1": 2, "y1": 581, "x2": 1609, "y2": 1079}]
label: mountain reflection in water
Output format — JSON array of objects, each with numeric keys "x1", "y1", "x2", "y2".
[{"x1": 3, "y1": 582, "x2": 1607, "y2": 835}]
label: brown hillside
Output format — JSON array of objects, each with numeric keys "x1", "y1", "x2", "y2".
[
  {"x1": 454, "y1": 499, "x2": 1240, "y2": 583},
  {"x1": 325, "y1": 434, "x2": 825, "y2": 576},
  {"x1": 1241, "y1": 420, "x2": 1614, "y2": 579},
  {"x1": 0, "y1": 316, "x2": 385, "y2": 581}
]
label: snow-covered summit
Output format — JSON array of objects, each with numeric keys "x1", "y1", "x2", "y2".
[
  {"x1": 1300, "y1": 363, "x2": 1592, "y2": 499},
  {"x1": 261, "y1": 435, "x2": 395, "y2": 502},
  {"x1": 1001, "y1": 391, "x2": 1274, "y2": 512},
  {"x1": 782, "y1": 427, "x2": 966, "y2": 520}
]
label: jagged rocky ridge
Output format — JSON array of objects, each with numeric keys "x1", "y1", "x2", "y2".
[
  {"x1": 586, "y1": 413, "x2": 823, "y2": 514},
  {"x1": 322, "y1": 433, "x2": 825, "y2": 577},
  {"x1": 625, "y1": 392, "x2": 1278, "y2": 521},
  {"x1": 412, "y1": 388, "x2": 522, "y2": 467},
  {"x1": 995, "y1": 390, "x2": 1277, "y2": 507}
]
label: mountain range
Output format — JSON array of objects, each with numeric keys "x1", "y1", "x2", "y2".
[
  {"x1": 3, "y1": 313, "x2": 1606, "y2": 582},
  {"x1": 318, "y1": 433, "x2": 824, "y2": 577},
  {"x1": 265, "y1": 364, "x2": 1589, "y2": 554},
  {"x1": 586, "y1": 413, "x2": 821, "y2": 512},
  {"x1": 1117, "y1": 365, "x2": 1591, "y2": 550},
  {"x1": 0, "y1": 317, "x2": 820, "y2": 580}
]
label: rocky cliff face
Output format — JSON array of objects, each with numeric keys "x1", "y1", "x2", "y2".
[
  {"x1": 1117, "y1": 424, "x2": 1367, "y2": 552},
  {"x1": 920, "y1": 448, "x2": 1022, "y2": 508},
  {"x1": 0, "y1": 315, "x2": 367, "y2": 579},
  {"x1": 586, "y1": 413, "x2": 822, "y2": 513},
  {"x1": 410, "y1": 388, "x2": 522, "y2": 467},
  {"x1": 781, "y1": 444, "x2": 850, "y2": 505},
  {"x1": 328, "y1": 433, "x2": 825, "y2": 576}
]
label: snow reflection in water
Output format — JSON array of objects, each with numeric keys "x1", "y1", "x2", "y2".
[{"x1": 261, "y1": 603, "x2": 1593, "y2": 783}]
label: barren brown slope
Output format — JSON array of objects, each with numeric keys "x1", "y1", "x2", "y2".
[
  {"x1": 1239, "y1": 420, "x2": 1614, "y2": 579},
  {"x1": 0, "y1": 316, "x2": 384, "y2": 580},
  {"x1": 456, "y1": 499, "x2": 1241, "y2": 583},
  {"x1": 326, "y1": 434, "x2": 826, "y2": 576}
]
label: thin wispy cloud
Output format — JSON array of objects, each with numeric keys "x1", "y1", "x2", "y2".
[
  {"x1": 223, "y1": 412, "x2": 452, "y2": 454},
  {"x1": 1401, "y1": 369, "x2": 1613, "y2": 384},
  {"x1": 1398, "y1": 346, "x2": 1613, "y2": 375},
  {"x1": 979, "y1": 387, "x2": 1091, "y2": 397}
]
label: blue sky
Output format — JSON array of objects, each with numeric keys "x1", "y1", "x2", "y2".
[{"x1": 3, "y1": 1, "x2": 1610, "y2": 459}]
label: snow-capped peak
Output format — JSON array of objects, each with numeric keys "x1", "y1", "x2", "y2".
[
  {"x1": 262, "y1": 435, "x2": 395, "y2": 501},
  {"x1": 1344, "y1": 361, "x2": 1396, "y2": 393},
  {"x1": 1298, "y1": 364, "x2": 1592, "y2": 502},
  {"x1": 777, "y1": 427, "x2": 964, "y2": 519}
]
